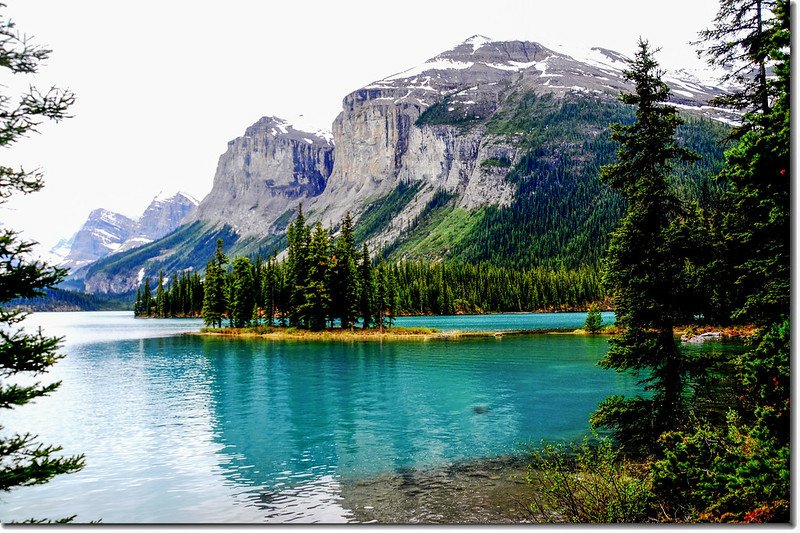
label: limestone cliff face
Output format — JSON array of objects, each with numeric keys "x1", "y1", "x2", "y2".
[
  {"x1": 306, "y1": 35, "x2": 736, "y2": 247},
  {"x1": 188, "y1": 116, "x2": 334, "y2": 234}
]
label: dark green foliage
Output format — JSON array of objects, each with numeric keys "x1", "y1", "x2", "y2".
[
  {"x1": 202, "y1": 239, "x2": 228, "y2": 328},
  {"x1": 584, "y1": 305, "x2": 603, "y2": 333},
  {"x1": 358, "y1": 243, "x2": 374, "y2": 329},
  {"x1": 0, "y1": 4, "x2": 84, "y2": 513},
  {"x1": 652, "y1": 322, "x2": 789, "y2": 523},
  {"x1": 480, "y1": 156, "x2": 511, "y2": 168},
  {"x1": 588, "y1": 1, "x2": 791, "y2": 522},
  {"x1": 396, "y1": 93, "x2": 727, "y2": 270},
  {"x1": 10, "y1": 287, "x2": 131, "y2": 312},
  {"x1": 415, "y1": 95, "x2": 487, "y2": 128},
  {"x1": 696, "y1": 0, "x2": 777, "y2": 116},
  {"x1": 591, "y1": 40, "x2": 699, "y2": 454},
  {"x1": 352, "y1": 180, "x2": 422, "y2": 243},
  {"x1": 298, "y1": 222, "x2": 332, "y2": 331},
  {"x1": 229, "y1": 257, "x2": 255, "y2": 328},
  {"x1": 287, "y1": 204, "x2": 311, "y2": 327},
  {"x1": 391, "y1": 261, "x2": 602, "y2": 314},
  {"x1": 330, "y1": 212, "x2": 359, "y2": 328},
  {"x1": 155, "y1": 271, "x2": 165, "y2": 317},
  {"x1": 715, "y1": 16, "x2": 790, "y2": 326}
]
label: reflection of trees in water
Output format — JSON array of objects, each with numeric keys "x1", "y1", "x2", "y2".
[
  {"x1": 198, "y1": 339, "x2": 529, "y2": 492},
  {"x1": 195, "y1": 335, "x2": 645, "y2": 520}
]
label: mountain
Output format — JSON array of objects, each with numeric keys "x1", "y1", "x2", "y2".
[
  {"x1": 118, "y1": 191, "x2": 199, "y2": 252},
  {"x1": 59, "y1": 209, "x2": 137, "y2": 271},
  {"x1": 81, "y1": 36, "x2": 733, "y2": 294},
  {"x1": 55, "y1": 192, "x2": 198, "y2": 289},
  {"x1": 186, "y1": 116, "x2": 334, "y2": 236}
]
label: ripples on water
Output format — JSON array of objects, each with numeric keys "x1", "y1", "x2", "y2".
[{"x1": 0, "y1": 311, "x2": 656, "y2": 523}]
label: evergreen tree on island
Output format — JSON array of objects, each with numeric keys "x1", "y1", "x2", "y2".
[
  {"x1": 584, "y1": 304, "x2": 603, "y2": 333},
  {"x1": 331, "y1": 211, "x2": 359, "y2": 329},
  {"x1": 229, "y1": 256, "x2": 255, "y2": 328},
  {"x1": 0, "y1": 6, "x2": 84, "y2": 518},
  {"x1": 202, "y1": 239, "x2": 228, "y2": 328}
]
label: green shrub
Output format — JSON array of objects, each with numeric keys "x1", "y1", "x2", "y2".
[{"x1": 526, "y1": 436, "x2": 655, "y2": 523}]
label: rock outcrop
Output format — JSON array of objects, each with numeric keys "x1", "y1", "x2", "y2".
[{"x1": 186, "y1": 116, "x2": 334, "y2": 235}]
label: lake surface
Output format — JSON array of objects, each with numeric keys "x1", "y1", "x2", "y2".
[{"x1": 1, "y1": 310, "x2": 633, "y2": 523}]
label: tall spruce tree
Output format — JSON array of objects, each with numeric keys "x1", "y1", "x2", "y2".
[
  {"x1": 202, "y1": 239, "x2": 228, "y2": 328},
  {"x1": 287, "y1": 205, "x2": 310, "y2": 328},
  {"x1": 0, "y1": 5, "x2": 84, "y2": 514},
  {"x1": 299, "y1": 222, "x2": 331, "y2": 331},
  {"x1": 142, "y1": 277, "x2": 152, "y2": 316},
  {"x1": 695, "y1": 0, "x2": 777, "y2": 117},
  {"x1": 650, "y1": 1, "x2": 791, "y2": 521},
  {"x1": 358, "y1": 243, "x2": 373, "y2": 329},
  {"x1": 331, "y1": 212, "x2": 358, "y2": 329},
  {"x1": 264, "y1": 256, "x2": 277, "y2": 326},
  {"x1": 590, "y1": 40, "x2": 697, "y2": 454},
  {"x1": 229, "y1": 256, "x2": 255, "y2": 328},
  {"x1": 155, "y1": 270, "x2": 165, "y2": 318}
]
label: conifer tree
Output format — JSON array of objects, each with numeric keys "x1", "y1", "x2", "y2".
[
  {"x1": 202, "y1": 239, "x2": 228, "y2": 328},
  {"x1": 695, "y1": 0, "x2": 777, "y2": 117},
  {"x1": 264, "y1": 256, "x2": 277, "y2": 326},
  {"x1": 134, "y1": 287, "x2": 143, "y2": 316},
  {"x1": 287, "y1": 205, "x2": 310, "y2": 328},
  {"x1": 650, "y1": 2, "x2": 792, "y2": 521},
  {"x1": 591, "y1": 40, "x2": 698, "y2": 453},
  {"x1": 142, "y1": 277, "x2": 152, "y2": 316},
  {"x1": 155, "y1": 270, "x2": 165, "y2": 318},
  {"x1": 584, "y1": 304, "x2": 603, "y2": 333},
  {"x1": 229, "y1": 256, "x2": 255, "y2": 328},
  {"x1": 386, "y1": 265, "x2": 398, "y2": 327},
  {"x1": 0, "y1": 5, "x2": 84, "y2": 513},
  {"x1": 252, "y1": 255, "x2": 263, "y2": 323},
  {"x1": 358, "y1": 243, "x2": 373, "y2": 329},
  {"x1": 331, "y1": 212, "x2": 359, "y2": 328},
  {"x1": 299, "y1": 222, "x2": 331, "y2": 331},
  {"x1": 373, "y1": 262, "x2": 388, "y2": 332}
]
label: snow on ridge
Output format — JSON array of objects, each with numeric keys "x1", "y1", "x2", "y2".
[
  {"x1": 383, "y1": 59, "x2": 476, "y2": 82},
  {"x1": 176, "y1": 191, "x2": 199, "y2": 205},
  {"x1": 151, "y1": 190, "x2": 199, "y2": 206},
  {"x1": 261, "y1": 114, "x2": 333, "y2": 144},
  {"x1": 462, "y1": 34, "x2": 493, "y2": 52}
]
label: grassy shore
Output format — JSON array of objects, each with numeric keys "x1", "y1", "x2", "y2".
[
  {"x1": 194, "y1": 323, "x2": 755, "y2": 342},
  {"x1": 193, "y1": 324, "x2": 585, "y2": 341}
]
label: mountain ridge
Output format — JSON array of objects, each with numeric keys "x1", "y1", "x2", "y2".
[{"x1": 77, "y1": 36, "x2": 733, "y2": 294}]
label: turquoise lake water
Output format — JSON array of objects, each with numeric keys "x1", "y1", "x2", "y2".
[{"x1": 1, "y1": 310, "x2": 636, "y2": 523}]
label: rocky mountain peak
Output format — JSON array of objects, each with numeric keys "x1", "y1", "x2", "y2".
[
  {"x1": 186, "y1": 115, "x2": 335, "y2": 235},
  {"x1": 61, "y1": 209, "x2": 136, "y2": 269},
  {"x1": 245, "y1": 115, "x2": 334, "y2": 144}
]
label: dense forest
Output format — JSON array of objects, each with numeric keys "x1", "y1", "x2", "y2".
[
  {"x1": 135, "y1": 209, "x2": 605, "y2": 324},
  {"x1": 526, "y1": 0, "x2": 790, "y2": 522},
  {"x1": 9, "y1": 287, "x2": 131, "y2": 312},
  {"x1": 384, "y1": 92, "x2": 730, "y2": 270}
]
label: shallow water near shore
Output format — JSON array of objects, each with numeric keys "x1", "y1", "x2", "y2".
[{"x1": 2, "y1": 311, "x2": 649, "y2": 523}]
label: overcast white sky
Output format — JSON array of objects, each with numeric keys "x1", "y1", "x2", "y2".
[{"x1": 3, "y1": 0, "x2": 724, "y2": 251}]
